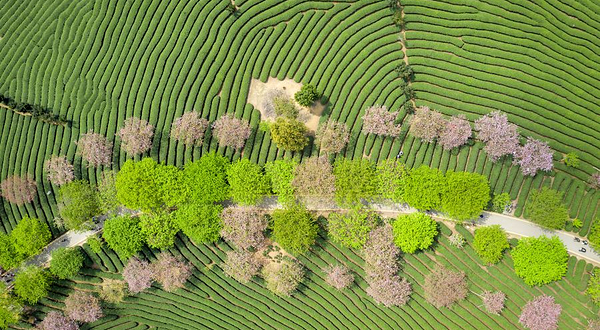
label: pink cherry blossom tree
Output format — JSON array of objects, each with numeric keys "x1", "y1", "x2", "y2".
[
  {"x1": 519, "y1": 295, "x2": 561, "y2": 330},
  {"x1": 76, "y1": 131, "x2": 112, "y2": 167},
  {"x1": 424, "y1": 266, "x2": 468, "y2": 308},
  {"x1": 315, "y1": 119, "x2": 350, "y2": 154},
  {"x1": 64, "y1": 291, "x2": 103, "y2": 323},
  {"x1": 291, "y1": 156, "x2": 336, "y2": 198},
  {"x1": 589, "y1": 172, "x2": 600, "y2": 190},
  {"x1": 220, "y1": 207, "x2": 268, "y2": 250},
  {"x1": 439, "y1": 115, "x2": 472, "y2": 150},
  {"x1": 170, "y1": 111, "x2": 209, "y2": 146},
  {"x1": 211, "y1": 114, "x2": 252, "y2": 150},
  {"x1": 116, "y1": 117, "x2": 154, "y2": 155},
  {"x1": 361, "y1": 105, "x2": 402, "y2": 137},
  {"x1": 409, "y1": 106, "x2": 446, "y2": 143},
  {"x1": 36, "y1": 311, "x2": 78, "y2": 330},
  {"x1": 366, "y1": 275, "x2": 412, "y2": 307},
  {"x1": 481, "y1": 291, "x2": 506, "y2": 315},
  {"x1": 513, "y1": 137, "x2": 554, "y2": 176},
  {"x1": 43, "y1": 156, "x2": 75, "y2": 186},
  {"x1": 0, "y1": 174, "x2": 37, "y2": 205},
  {"x1": 123, "y1": 257, "x2": 154, "y2": 294},
  {"x1": 323, "y1": 265, "x2": 354, "y2": 290},
  {"x1": 362, "y1": 224, "x2": 399, "y2": 280},
  {"x1": 475, "y1": 111, "x2": 520, "y2": 162},
  {"x1": 152, "y1": 252, "x2": 192, "y2": 292},
  {"x1": 222, "y1": 250, "x2": 262, "y2": 283}
]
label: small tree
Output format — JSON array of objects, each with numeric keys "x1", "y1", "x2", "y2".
[
  {"x1": 590, "y1": 220, "x2": 600, "y2": 255},
  {"x1": 519, "y1": 295, "x2": 561, "y2": 330},
  {"x1": 448, "y1": 233, "x2": 466, "y2": 248},
  {"x1": 589, "y1": 172, "x2": 600, "y2": 190},
  {"x1": 472, "y1": 225, "x2": 509, "y2": 264},
  {"x1": 513, "y1": 137, "x2": 554, "y2": 176},
  {"x1": 0, "y1": 283, "x2": 21, "y2": 329},
  {"x1": 291, "y1": 157, "x2": 336, "y2": 198},
  {"x1": 271, "y1": 206, "x2": 318, "y2": 255},
  {"x1": 212, "y1": 114, "x2": 252, "y2": 150},
  {"x1": 328, "y1": 209, "x2": 379, "y2": 249},
  {"x1": 323, "y1": 265, "x2": 354, "y2": 290},
  {"x1": 333, "y1": 158, "x2": 378, "y2": 206},
  {"x1": 361, "y1": 105, "x2": 401, "y2": 137},
  {"x1": 392, "y1": 212, "x2": 438, "y2": 253},
  {"x1": 116, "y1": 117, "x2": 154, "y2": 155},
  {"x1": 0, "y1": 233, "x2": 20, "y2": 270},
  {"x1": 49, "y1": 247, "x2": 84, "y2": 279},
  {"x1": 403, "y1": 165, "x2": 445, "y2": 210},
  {"x1": 491, "y1": 192, "x2": 511, "y2": 213},
  {"x1": 375, "y1": 159, "x2": 408, "y2": 202},
  {"x1": 423, "y1": 266, "x2": 468, "y2": 308},
  {"x1": 408, "y1": 106, "x2": 446, "y2": 143},
  {"x1": 366, "y1": 275, "x2": 412, "y2": 307},
  {"x1": 57, "y1": 180, "x2": 102, "y2": 230},
  {"x1": 183, "y1": 152, "x2": 230, "y2": 204},
  {"x1": 362, "y1": 224, "x2": 399, "y2": 280},
  {"x1": 227, "y1": 159, "x2": 270, "y2": 205},
  {"x1": 587, "y1": 269, "x2": 600, "y2": 304},
  {"x1": 294, "y1": 84, "x2": 319, "y2": 107},
  {"x1": 174, "y1": 203, "x2": 222, "y2": 244},
  {"x1": 262, "y1": 258, "x2": 304, "y2": 296},
  {"x1": 13, "y1": 266, "x2": 51, "y2": 304},
  {"x1": 562, "y1": 152, "x2": 579, "y2": 168},
  {"x1": 223, "y1": 250, "x2": 262, "y2": 284},
  {"x1": 442, "y1": 171, "x2": 490, "y2": 221},
  {"x1": 99, "y1": 279, "x2": 127, "y2": 304},
  {"x1": 481, "y1": 291, "x2": 506, "y2": 315},
  {"x1": 475, "y1": 111, "x2": 520, "y2": 162},
  {"x1": 439, "y1": 115, "x2": 472, "y2": 150},
  {"x1": 170, "y1": 111, "x2": 209, "y2": 146},
  {"x1": 220, "y1": 207, "x2": 268, "y2": 250},
  {"x1": 0, "y1": 174, "x2": 37, "y2": 205},
  {"x1": 103, "y1": 215, "x2": 145, "y2": 260},
  {"x1": 273, "y1": 96, "x2": 299, "y2": 119},
  {"x1": 64, "y1": 291, "x2": 102, "y2": 322},
  {"x1": 265, "y1": 159, "x2": 297, "y2": 206},
  {"x1": 525, "y1": 187, "x2": 568, "y2": 229},
  {"x1": 86, "y1": 235, "x2": 103, "y2": 254},
  {"x1": 269, "y1": 117, "x2": 309, "y2": 151},
  {"x1": 11, "y1": 216, "x2": 51, "y2": 259},
  {"x1": 76, "y1": 131, "x2": 112, "y2": 167},
  {"x1": 123, "y1": 257, "x2": 154, "y2": 294},
  {"x1": 36, "y1": 311, "x2": 78, "y2": 330},
  {"x1": 512, "y1": 236, "x2": 568, "y2": 286},
  {"x1": 152, "y1": 252, "x2": 192, "y2": 292},
  {"x1": 139, "y1": 212, "x2": 179, "y2": 250},
  {"x1": 315, "y1": 120, "x2": 350, "y2": 154},
  {"x1": 43, "y1": 155, "x2": 75, "y2": 186}
]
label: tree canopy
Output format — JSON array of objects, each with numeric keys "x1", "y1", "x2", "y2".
[
  {"x1": 525, "y1": 187, "x2": 568, "y2": 230},
  {"x1": 174, "y1": 203, "x2": 222, "y2": 244},
  {"x1": 472, "y1": 225, "x2": 509, "y2": 264},
  {"x1": 392, "y1": 213, "x2": 438, "y2": 254},
  {"x1": 441, "y1": 171, "x2": 490, "y2": 221},
  {"x1": 265, "y1": 159, "x2": 297, "y2": 206},
  {"x1": 269, "y1": 117, "x2": 309, "y2": 151},
  {"x1": 11, "y1": 216, "x2": 51, "y2": 259},
  {"x1": 139, "y1": 212, "x2": 180, "y2": 250},
  {"x1": 226, "y1": 159, "x2": 270, "y2": 205},
  {"x1": 271, "y1": 206, "x2": 318, "y2": 255},
  {"x1": 0, "y1": 283, "x2": 21, "y2": 329},
  {"x1": 49, "y1": 247, "x2": 84, "y2": 280},
  {"x1": 328, "y1": 208, "x2": 379, "y2": 249},
  {"x1": 375, "y1": 159, "x2": 408, "y2": 203},
  {"x1": 103, "y1": 215, "x2": 145, "y2": 260},
  {"x1": 13, "y1": 266, "x2": 51, "y2": 304},
  {"x1": 183, "y1": 152, "x2": 230, "y2": 204},
  {"x1": 57, "y1": 180, "x2": 102, "y2": 230},
  {"x1": 333, "y1": 158, "x2": 377, "y2": 206},
  {"x1": 512, "y1": 236, "x2": 568, "y2": 286},
  {"x1": 403, "y1": 166, "x2": 445, "y2": 210}
]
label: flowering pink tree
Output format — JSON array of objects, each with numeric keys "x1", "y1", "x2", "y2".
[
  {"x1": 315, "y1": 120, "x2": 350, "y2": 154},
  {"x1": 513, "y1": 137, "x2": 553, "y2": 176},
  {"x1": 409, "y1": 106, "x2": 446, "y2": 143},
  {"x1": 123, "y1": 257, "x2": 154, "y2": 294},
  {"x1": 475, "y1": 111, "x2": 520, "y2": 162},
  {"x1": 64, "y1": 291, "x2": 103, "y2": 323},
  {"x1": 43, "y1": 156, "x2": 75, "y2": 186},
  {"x1": 589, "y1": 172, "x2": 600, "y2": 190},
  {"x1": 439, "y1": 115, "x2": 472, "y2": 150},
  {"x1": 519, "y1": 295, "x2": 561, "y2": 330},
  {"x1": 116, "y1": 117, "x2": 154, "y2": 155},
  {"x1": 424, "y1": 266, "x2": 468, "y2": 308},
  {"x1": 0, "y1": 175, "x2": 37, "y2": 205},
  {"x1": 36, "y1": 311, "x2": 78, "y2": 330},
  {"x1": 220, "y1": 207, "x2": 268, "y2": 250},
  {"x1": 223, "y1": 250, "x2": 262, "y2": 283},
  {"x1": 170, "y1": 112, "x2": 209, "y2": 146},
  {"x1": 291, "y1": 157, "x2": 336, "y2": 198},
  {"x1": 76, "y1": 131, "x2": 112, "y2": 167},
  {"x1": 363, "y1": 224, "x2": 399, "y2": 280},
  {"x1": 361, "y1": 105, "x2": 402, "y2": 137},
  {"x1": 323, "y1": 265, "x2": 354, "y2": 290},
  {"x1": 366, "y1": 275, "x2": 412, "y2": 307},
  {"x1": 211, "y1": 114, "x2": 252, "y2": 150},
  {"x1": 481, "y1": 291, "x2": 506, "y2": 315},
  {"x1": 152, "y1": 252, "x2": 192, "y2": 292}
]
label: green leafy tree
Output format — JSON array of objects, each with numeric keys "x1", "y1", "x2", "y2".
[
  {"x1": 328, "y1": 208, "x2": 379, "y2": 249},
  {"x1": 572, "y1": 218, "x2": 583, "y2": 229},
  {"x1": 269, "y1": 117, "x2": 309, "y2": 151},
  {"x1": 512, "y1": 236, "x2": 568, "y2": 286},
  {"x1": 589, "y1": 218, "x2": 600, "y2": 251},
  {"x1": 87, "y1": 235, "x2": 103, "y2": 254},
  {"x1": 273, "y1": 96, "x2": 299, "y2": 119},
  {"x1": 0, "y1": 283, "x2": 21, "y2": 329},
  {"x1": 265, "y1": 159, "x2": 297, "y2": 206},
  {"x1": 562, "y1": 152, "x2": 580, "y2": 168},
  {"x1": 57, "y1": 180, "x2": 102, "y2": 230},
  {"x1": 139, "y1": 212, "x2": 180, "y2": 250},
  {"x1": 525, "y1": 187, "x2": 568, "y2": 230},
  {"x1": 491, "y1": 192, "x2": 511, "y2": 213},
  {"x1": 98, "y1": 170, "x2": 120, "y2": 213},
  {"x1": 403, "y1": 166, "x2": 445, "y2": 210},
  {"x1": 0, "y1": 233, "x2": 20, "y2": 270},
  {"x1": 13, "y1": 266, "x2": 51, "y2": 304},
  {"x1": 155, "y1": 163, "x2": 189, "y2": 208},
  {"x1": 103, "y1": 215, "x2": 145, "y2": 260},
  {"x1": 271, "y1": 206, "x2": 318, "y2": 255},
  {"x1": 183, "y1": 152, "x2": 230, "y2": 204},
  {"x1": 375, "y1": 159, "x2": 409, "y2": 202},
  {"x1": 587, "y1": 269, "x2": 600, "y2": 304},
  {"x1": 472, "y1": 225, "x2": 509, "y2": 264},
  {"x1": 227, "y1": 159, "x2": 270, "y2": 205},
  {"x1": 294, "y1": 84, "x2": 319, "y2": 107},
  {"x1": 11, "y1": 217, "x2": 51, "y2": 259},
  {"x1": 441, "y1": 171, "x2": 490, "y2": 221},
  {"x1": 49, "y1": 247, "x2": 84, "y2": 279},
  {"x1": 392, "y1": 213, "x2": 438, "y2": 253},
  {"x1": 174, "y1": 203, "x2": 222, "y2": 244},
  {"x1": 333, "y1": 158, "x2": 377, "y2": 206}
]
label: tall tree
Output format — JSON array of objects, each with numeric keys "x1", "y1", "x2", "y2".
[
  {"x1": 441, "y1": 171, "x2": 490, "y2": 221},
  {"x1": 211, "y1": 114, "x2": 252, "y2": 150},
  {"x1": 525, "y1": 187, "x2": 568, "y2": 229},
  {"x1": 475, "y1": 111, "x2": 519, "y2": 162},
  {"x1": 43, "y1": 155, "x2": 75, "y2": 186},
  {"x1": 57, "y1": 180, "x2": 102, "y2": 230},
  {"x1": 76, "y1": 131, "x2": 112, "y2": 167},
  {"x1": 513, "y1": 137, "x2": 554, "y2": 176},
  {"x1": 116, "y1": 117, "x2": 154, "y2": 155},
  {"x1": 170, "y1": 111, "x2": 209, "y2": 146}
]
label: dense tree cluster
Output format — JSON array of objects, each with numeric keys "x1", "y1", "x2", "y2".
[
  {"x1": 43, "y1": 155, "x2": 74, "y2": 186},
  {"x1": 220, "y1": 207, "x2": 268, "y2": 250},
  {"x1": 211, "y1": 114, "x2": 252, "y2": 150},
  {"x1": 328, "y1": 209, "x2": 379, "y2": 249},
  {"x1": 294, "y1": 84, "x2": 319, "y2": 107},
  {"x1": 57, "y1": 180, "x2": 102, "y2": 230},
  {"x1": 139, "y1": 212, "x2": 179, "y2": 249},
  {"x1": 223, "y1": 250, "x2": 262, "y2": 284},
  {"x1": 472, "y1": 225, "x2": 509, "y2": 264},
  {"x1": 174, "y1": 203, "x2": 222, "y2": 244},
  {"x1": 183, "y1": 152, "x2": 230, "y2": 204},
  {"x1": 0, "y1": 283, "x2": 21, "y2": 329},
  {"x1": 392, "y1": 212, "x2": 438, "y2": 254},
  {"x1": 116, "y1": 117, "x2": 154, "y2": 155},
  {"x1": 375, "y1": 159, "x2": 408, "y2": 203},
  {"x1": 3, "y1": 217, "x2": 51, "y2": 269},
  {"x1": 409, "y1": 106, "x2": 446, "y2": 143},
  {"x1": 13, "y1": 266, "x2": 51, "y2": 304},
  {"x1": 170, "y1": 111, "x2": 209, "y2": 146},
  {"x1": 76, "y1": 131, "x2": 112, "y2": 167},
  {"x1": 103, "y1": 215, "x2": 145, "y2": 260},
  {"x1": 491, "y1": 192, "x2": 511, "y2": 213},
  {"x1": 439, "y1": 115, "x2": 472, "y2": 150},
  {"x1": 323, "y1": 265, "x2": 354, "y2": 290},
  {"x1": 586, "y1": 269, "x2": 600, "y2": 304},
  {"x1": 589, "y1": 220, "x2": 600, "y2": 252},
  {"x1": 513, "y1": 137, "x2": 554, "y2": 176},
  {"x1": 441, "y1": 171, "x2": 490, "y2": 221},
  {"x1": 98, "y1": 170, "x2": 119, "y2": 214},
  {"x1": 315, "y1": 120, "x2": 350, "y2": 154},
  {"x1": 99, "y1": 278, "x2": 127, "y2": 303},
  {"x1": 403, "y1": 166, "x2": 445, "y2": 211},
  {"x1": 424, "y1": 266, "x2": 468, "y2": 308},
  {"x1": 525, "y1": 187, "x2": 568, "y2": 229},
  {"x1": 64, "y1": 291, "x2": 103, "y2": 323},
  {"x1": 361, "y1": 105, "x2": 401, "y2": 137},
  {"x1": 0, "y1": 174, "x2": 37, "y2": 205},
  {"x1": 271, "y1": 206, "x2": 318, "y2": 255},
  {"x1": 475, "y1": 111, "x2": 520, "y2": 162},
  {"x1": 519, "y1": 295, "x2": 561, "y2": 330},
  {"x1": 291, "y1": 156, "x2": 336, "y2": 198},
  {"x1": 262, "y1": 258, "x2": 304, "y2": 297},
  {"x1": 512, "y1": 236, "x2": 568, "y2": 286}
]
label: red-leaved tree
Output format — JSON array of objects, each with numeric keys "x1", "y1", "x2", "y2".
[
  {"x1": 76, "y1": 131, "x2": 112, "y2": 167},
  {"x1": 64, "y1": 291, "x2": 103, "y2": 323},
  {"x1": 361, "y1": 105, "x2": 402, "y2": 137},
  {"x1": 315, "y1": 120, "x2": 350, "y2": 154},
  {"x1": 0, "y1": 175, "x2": 37, "y2": 205},
  {"x1": 123, "y1": 257, "x2": 154, "y2": 294},
  {"x1": 323, "y1": 265, "x2": 354, "y2": 290},
  {"x1": 481, "y1": 291, "x2": 506, "y2": 315},
  {"x1": 439, "y1": 115, "x2": 472, "y2": 150},
  {"x1": 152, "y1": 252, "x2": 192, "y2": 292},
  {"x1": 211, "y1": 114, "x2": 252, "y2": 150},
  {"x1": 43, "y1": 156, "x2": 75, "y2": 186},
  {"x1": 513, "y1": 137, "x2": 554, "y2": 176},
  {"x1": 409, "y1": 106, "x2": 446, "y2": 143},
  {"x1": 220, "y1": 207, "x2": 268, "y2": 250},
  {"x1": 366, "y1": 275, "x2": 412, "y2": 307},
  {"x1": 291, "y1": 157, "x2": 336, "y2": 198},
  {"x1": 424, "y1": 266, "x2": 468, "y2": 308},
  {"x1": 475, "y1": 111, "x2": 520, "y2": 162},
  {"x1": 116, "y1": 117, "x2": 154, "y2": 155},
  {"x1": 519, "y1": 295, "x2": 561, "y2": 330},
  {"x1": 170, "y1": 111, "x2": 209, "y2": 146},
  {"x1": 222, "y1": 250, "x2": 262, "y2": 283},
  {"x1": 36, "y1": 311, "x2": 78, "y2": 330}
]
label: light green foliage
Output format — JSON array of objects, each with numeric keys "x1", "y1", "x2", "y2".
[
  {"x1": 525, "y1": 187, "x2": 568, "y2": 229},
  {"x1": 491, "y1": 192, "x2": 511, "y2": 213},
  {"x1": 274, "y1": 96, "x2": 299, "y2": 119},
  {"x1": 375, "y1": 159, "x2": 408, "y2": 202},
  {"x1": 441, "y1": 171, "x2": 490, "y2": 221},
  {"x1": 294, "y1": 84, "x2": 319, "y2": 106},
  {"x1": 0, "y1": 234, "x2": 20, "y2": 270},
  {"x1": 403, "y1": 166, "x2": 445, "y2": 210},
  {"x1": 98, "y1": 170, "x2": 120, "y2": 213},
  {"x1": 327, "y1": 208, "x2": 379, "y2": 249},
  {"x1": 11, "y1": 217, "x2": 51, "y2": 259},
  {"x1": 103, "y1": 216, "x2": 145, "y2": 260},
  {"x1": 183, "y1": 152, "x2": 230, "y2": 204},
  {"x1": 49, "y1": 247, "x2": 84, "y2": 279},
  {"x1": 139, "y1": 212, "x2": 180, "y2": 250},
  {"x1": 589, "y1": 219, "x2": 600, "y2": 251},
  {"x1": 472, "y1": 225, "x2": 509, "y2": 264},
  {"x1": 227, "y1": 159, "x2": 270, "y2": 205},
  {"x1": 265, "y1": 159, "x2": 297, "y2": 206},
  {"x1": 175, "y1": 203, "x2": 222, "y2": 244},
  {"x1": 87, "y1": 235, "x2": 103, "y2": 254},
  {"x1": 57, "y1": 180, "x2": 102, "y2": 230},
  {"x1": 13, "y1": 266, "x2": 50, "y2": 304},
  {"x1": 155, "y1": 164, "x2": 189, "y2": 208},
  {"x1": 587, "y1": 269, "x2": 600, "y2": 304},
  {"x1": 563, "y1": 152, "x2": 580, "y2": 168},
  {"x1": 269, "y1": 117, "x2": 309, "y2": 151},
  {"x1": 271, "y1": 206, "x2": 318, "y2": 255},
  {"x1": 0, "y1": 283, "x2": 21, "y2": 329},
  {"x1": 392, "y1": 212, "x2": 438, "y2": 253},
  {"x1": 512, "y1": 236, "x2": 568, "y2": 286},
  {"x1": 572, "y1": 218, "x2": 583, "y2": 229},
  {"x1": 333, "y1": 158, "x2": 377, "y2": 206}
]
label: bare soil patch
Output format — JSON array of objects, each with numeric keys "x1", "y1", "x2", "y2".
[{"x1": 255, "y1": 240, "x2": 295, "y2": 273}]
